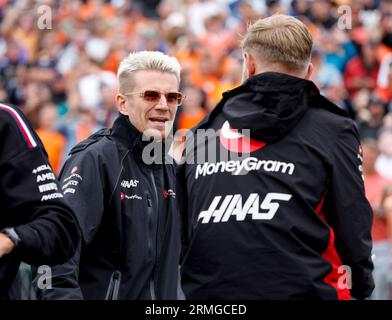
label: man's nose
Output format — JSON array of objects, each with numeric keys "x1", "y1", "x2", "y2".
[{"x1": 155, "y1": 94, "x2": 170, "y2": 110}]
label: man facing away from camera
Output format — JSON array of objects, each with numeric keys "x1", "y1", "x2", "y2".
[
  {"x1": 36, "y1": 51, "x2": 184, "y2": 299},
  {"x1": 177, "y1": 15, "x2": 374, "y2": 299}
]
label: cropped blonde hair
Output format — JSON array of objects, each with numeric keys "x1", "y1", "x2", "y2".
[
  {"x1": 241, "y1": 15, "x2": 313, "y2": 71},
  {"x1": 117, "y1": 51, "x2": 181, "y2": 93}
]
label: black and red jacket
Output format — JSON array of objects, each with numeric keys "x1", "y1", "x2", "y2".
[
  {"x1": 177, "y1": 72, "x2": 374, "y2": 300},
  {"x1": 0, "y1": 103, "x2": 79, "y2": 299}
]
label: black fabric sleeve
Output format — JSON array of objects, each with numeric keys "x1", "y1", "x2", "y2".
[
  {"x1": 34, "y1": 241, "x2": 84, "y2": 300},
  {"x1": 0, "y1": 115, "x2": 80, "y2": 266},
  {"x1": 323, "y1": 119, "x2": 374, "y2": 299},
  {"x1": 36, "y1": 149, "x2": 106, "y2": 299}
]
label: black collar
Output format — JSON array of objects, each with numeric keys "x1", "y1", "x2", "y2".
[
  {"x1": 111, "y1": 114, "x2": 143, "y2": 151},
  {"x1": 111, "y1": 114, "x2": 172, "y2": 164}
]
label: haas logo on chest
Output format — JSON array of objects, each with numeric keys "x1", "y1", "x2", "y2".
[{"x1": 121, "y1": 179, "x2": 139, "y2": 188}]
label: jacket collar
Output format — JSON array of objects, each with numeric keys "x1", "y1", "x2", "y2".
[
  {"x1": 111, "y1": 114, "x2": 172, "y2": 164},
  {"x1": 111, "y1": 114, "x2": 143, "y2": 151}
]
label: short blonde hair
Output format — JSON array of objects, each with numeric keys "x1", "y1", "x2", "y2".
[
  {"x1": 117, "y1": 51, "x2": 181, "y2": 93},
  {"x1": 241, "y1": 14, "x2": 313, "y2": 71}
]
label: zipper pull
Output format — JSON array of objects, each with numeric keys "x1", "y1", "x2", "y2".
[
  {"x1": 147, "y1": 195, "x2": 152, "y2": 207},
  {"x1": 105, "y1": 270, "x2": 122, "y2": 300}
]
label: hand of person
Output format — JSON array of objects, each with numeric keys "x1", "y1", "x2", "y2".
[{"x1": 0, "y1": 232, "x2": 16, "y2": 258}]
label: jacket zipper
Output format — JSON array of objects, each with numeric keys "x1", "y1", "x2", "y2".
[
  {"x1": 105, "y1": 270, "x2": 122, "y2": 300},
  {"x1": 149, "y1": 169, "x2": 160, "y2": 300},
  {"x1": 147, "y1": 194, "x2": 157, "y2": 300}
]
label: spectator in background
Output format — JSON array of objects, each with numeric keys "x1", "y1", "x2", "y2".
[
  {"x1": 199, "y1": 7, "x2": 236, "y2": 61},
  {"x1": 176, "y1": 85, "x2": 206, "y2": 132},
  {"x1": 6, "y1": 63, "x2": 29, "y2": 107},
  {"x1": 135, "y1": 21, "x2": 167, "y2": 52},
  {"x1": 311, "y1": 46, "x2": 355, "y2": 118},
  {"x1": 213, "y1": 57, "x2": 243, "y2": 105},
  {"x1": 232, "y1": 0, "x2": 262, "y2": 35},
  {"x1": 56, "y1": 28, "x2": 91, "y2": 77},
  {"x1": 8, "y1": 11, "x2": 39, "y2": 62},
  {"x1": 309, "y1": 0, "x2": 337, "y2": 29},
  {"x1": 0, "y1": 82, "x2": 7, "y2": 102},
  {"x1": 344, "y1": 35, "x2": 380, "y2": 99},
  {"x1": 290, "y1": 0, "x2": 310, "y2": 18},
  {"x1": 96, "y1": 83, "x2": 118, "y2": 128},
  {"x1": 58, "y1": 106, "x2": 101, "y2": 163},
  {"x1": 77, "y1": 39, "x2": 116, "y2": 110},
  {"x1": 36, "y1": 103, "x2": 66, "y2": 174},
  {"x1": 29, "y1": 31, "x2": 60, "y2": 84},
  {"x1": 265, "y1": 0, "x2": 287, "y2": 15},
  {"x1": 161, "y1": 12, "x2": 187, "y2": 50},
  {"x1": 362, "y1": 138, "x2": 392, "y2": 300},
  {"x1": 380, "y1": 9, "x2": 392, "y2": 49},
  {"x1": 376, "y1": 56, "x2": 392, "y2": 102},
  {"x1": 0, "y1": 39, "x2": 27, "y2": 104},
  {"x1": 375, "y1": 128, "x2": 392, "y2": 180},
  {"x1": 358, "y1": 94, "x2": 388, "y2": 140},
  {"x1": 316, "y1": 27, "x2": 357, "y2": 74},
  {"x1": 23, "y1": 81, "x2": 53, "y2": 129},
  {"x1": 134, "y1": 0, "x2": 161, "y2": 18},
  {"x1": 381, "y1": 185, "x2": 392, "y2": 255}
]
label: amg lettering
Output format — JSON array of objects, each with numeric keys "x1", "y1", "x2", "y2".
[
  {"x1": 37, "y1": 172, "x2": 56, "y2": 182},
  {"x1": 198, "y1": 192, "x2": 292, "y2": 224},
  {"x1": 195, "y1": 157, "x2": 295, "y2": 179}
]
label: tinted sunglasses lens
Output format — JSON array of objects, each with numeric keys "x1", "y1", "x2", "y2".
[
  {"x1": 143, "y1": 90, "x2": 161, "y2": 102},
  {"x1": 166, "y1": 92, "x2": 182, "y2": 104}
]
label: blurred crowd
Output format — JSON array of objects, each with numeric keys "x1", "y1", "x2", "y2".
[{"x1": 1, "y1": 0, "x2": 392, "y2": 299}]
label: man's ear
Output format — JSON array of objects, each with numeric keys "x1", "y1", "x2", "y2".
[
  {"x1": 245, "y1": 52, "x2": 257, "y2": 77},
  {"x1": 116, "y1": 93, "x2": 128, "y2": 115},
  {"x1": 304, "y1": 63, "x2": 313, "y2": 80}
]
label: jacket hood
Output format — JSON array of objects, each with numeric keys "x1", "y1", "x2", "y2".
[{"x1": 222, "y1": 72, "x2": 320, "y2": 142}]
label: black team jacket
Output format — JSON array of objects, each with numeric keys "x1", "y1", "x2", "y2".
[
  {"x1": 37, "y1": 114, "x2": 180, "y2": 300},
  {"x1": 178, "y1": 72, "x2": 374, "y2": 300},
  {"x1": 0, "y1": 103, "x2": 79, "y2": 300}
]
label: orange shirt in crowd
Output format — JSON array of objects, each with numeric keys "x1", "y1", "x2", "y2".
[
  {"x1": 364, "y1": 173, "x2": 392, "y2": 242},
  {"x1": 77, "y1": 2, "x2": 115, "y2": 22},
  {"x1": 12, "y1": 28, "x2": 40, "y2": 62},
  {"x1": 178, "y1": 109, "x2": 207, "y2": 130},
  {"x1": 36, "y1": 129, "x2": 66, "y2": 174}
]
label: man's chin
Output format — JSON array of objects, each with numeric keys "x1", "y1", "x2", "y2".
[{"x1": 143, "y1": 128, "x2": 167, "y2": 141}]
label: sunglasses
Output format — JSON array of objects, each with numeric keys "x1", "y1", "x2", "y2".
[{"x1": 124, "y1": 90, "x2": 185, "y2": 106}]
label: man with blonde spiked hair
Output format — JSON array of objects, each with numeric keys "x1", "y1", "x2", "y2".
[
  {"x1": 36, "y1": 51, "x2": 184, "y2": 299},
  {"x1": 177, "y1": 15, "x2": 374, "y2": 299}
]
